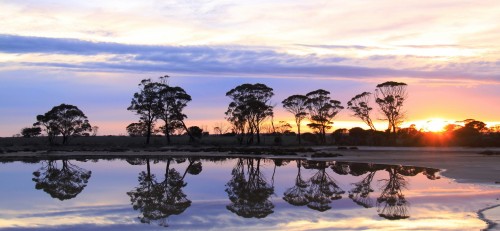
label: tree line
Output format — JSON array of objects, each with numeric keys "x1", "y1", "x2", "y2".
[{"x1": 19, "y1": 75, "x2": 499, "y2": 146}]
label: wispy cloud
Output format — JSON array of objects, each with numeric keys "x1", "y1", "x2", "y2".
[
  {"x1": 2, "y1": 34, "x2": 499, "y2": 82},
  {"x1": 295, "y1": 44, "x2": 376, "y2": 50}
]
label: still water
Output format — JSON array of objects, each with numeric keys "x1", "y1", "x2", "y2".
[{"x1": 0, "y1": 156, "x2": 499, "y2": 230}]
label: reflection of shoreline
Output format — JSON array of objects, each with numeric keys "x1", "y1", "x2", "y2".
[{"x1": 477, "y1": 204, "x2": 500, "y2": 230}]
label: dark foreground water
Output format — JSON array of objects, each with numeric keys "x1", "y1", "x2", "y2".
[{"x1": 0, "y1": 156, "x2": 499, "y2": 230}]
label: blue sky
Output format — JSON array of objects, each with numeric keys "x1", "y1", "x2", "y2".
[{"x1": 1, "y1": 0, "x2": 499, "y2": 136}]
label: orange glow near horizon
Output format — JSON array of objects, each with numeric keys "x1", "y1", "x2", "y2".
[
  {"x1": 92, "y1": 118, "x2": 500, "y2": 136},
  {"x1": 409, "y1": 118, "x2": 450, "y2": 133}
]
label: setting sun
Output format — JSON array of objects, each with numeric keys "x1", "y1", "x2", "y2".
[
  {"x1": 401, "y1": 118, "x2": 454, "y2": 133},
  {"x1": 421, "y1": 118, "x2": 450, "y2": 132}
]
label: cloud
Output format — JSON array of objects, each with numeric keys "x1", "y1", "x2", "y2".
[
  {"x1": 1, "y1": 34, "x2": 499, "y2": 83},
  {"x1": 295, "y1": 44, "x2": 376, "y2": 50}
]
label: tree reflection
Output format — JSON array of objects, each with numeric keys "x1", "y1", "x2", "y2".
[
  {"x1": 283, "y1": 160, "x2": 309, "y2": 206},
  {"x1": 304, "y1": 161, "x2": 345, "y2": 212},
  {"x1": 349, "y1": 171, "x2": 376, "y2": 208},
  {"x1": 347, "y1": 163, "x2": 385, "y2": 208},
  {"x1": 32, "y1": 160, "x2": 91, "y2": 201},
  {"x1": 225, "y1": 158, "x2": 275, "y2": 218},
  {"x1": 127, "y1": 158, "x2": 194, "y2": 227},
  {"x1": 376, "y1": 166, "x2": 410, "y2": 220}
]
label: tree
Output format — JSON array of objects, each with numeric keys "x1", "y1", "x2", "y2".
[
  {"x1": 453, "y1": 119, "x2": 488, "y2": 146},
  {"x1": 21, "y1": 126, "x2": 42, "y2": 138},
  {"x1": 225, "y1": 83, "x2": 274, "y2": 145},
  {"x1": 305, "y1": 89, "x2": 343, "y2": 144},
  {"x1": 91, "y1": 126, "x2": 99, "y2": 136},
  {"x1": 187, "y1": 126, "x2": 203, "y2": 139},
  {"x1": 127, "y1": 122, "x2": 149, "y2": 137},
  {"x1": 128, "y1": 79, "x2": 162, "y2": 144},
  {"x1": 375, "y1": 81, "x2": 407, "y2": 133},
  {"x1": 32, "y1": 160, "x2": 92, "y2": 200},
  {"x1": 34, "y1": 104, "x2": 92, "y2": 145},
  {"x1": 347, "y1": 92, "x2": 376, "y2": 131},
  {"x1": 157, "y1": 76, "x2": 194, "y2": 144},
  {"x1": 213, "y1": 122, "x2": 230, "y2": 135},
  {"x1": 282, "y1": 95, "x2": 308, "y2": 144},
  {"x1": 275, "y1": 121, "x2": 292, "y2": 134}
]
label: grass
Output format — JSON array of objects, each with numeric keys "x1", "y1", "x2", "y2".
[
  {"x1": 0, "y1": 135, "x2": 341, "y2": 158},
  {"x1": 0, "y1": 134, "x2": 323, "y2": 150}
]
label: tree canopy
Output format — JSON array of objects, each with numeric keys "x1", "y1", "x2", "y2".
[
  {"x1": 305, "y1": 89, "x2": 343, "y2": 144},
  {"x1": 225, "y1": 83, "x2": 274, "y2": 145},
  {"x1": 34, "y1": 104, "x2": 92, "y2": 145},
  {"x1": 375, "y1": 81, "x2": 407, "y2": 133},
  {"x1": 282, "y1": 94, "x2": 308, "y2": 144},
  {"x1": 21, "y1": 126, "x2": 41, "y2": 138},
  {"x1": 128, "y1": 79, "x2": 163, "y2": 144},
  {"x1": 128, "y1": 77, "x2": 193, "y2": 144},
  {"x1": 347, "y1": 92, "x2": 376, "y2": 131}
]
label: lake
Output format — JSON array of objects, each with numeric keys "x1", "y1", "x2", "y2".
[{"x1": 0, "y1": 156, "x2": 499, "y2": 230}]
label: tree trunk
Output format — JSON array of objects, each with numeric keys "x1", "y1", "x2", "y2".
[
  {"x1": 256, "y1": 129, "x2": 261, "y2": 145},
  {"x1": 146, "y1": 124, "x2": 151, "y2": 145},
  {"x1": 180, "y1": 120, "x2": 195, "y2": 142},
  {"x1": 165, "y1": 123, "x2": 171, "y2": 145},
  {"x1": 297, "y1": 122, "x2": 302, "y2": 145}
]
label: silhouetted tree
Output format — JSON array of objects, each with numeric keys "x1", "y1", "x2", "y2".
[
  {"x1": 347, "y1": 92, "x2": 376, "y2": 131},
  {"x1": 34, "y1": 104, "x2": 92, "y2": 145},
  {"x1": 213, "y1": 122, "x2": 230, "y2": 136},
  {"x1": 348, "y1": 127, "x2": 369, "y2": 145},
  {"x1": 332, "y1": 128, "x2": 349, "y2": 145},
  {"x1": 274, "y1": 121, "x2": 292, "y2": 134},
  {"x1": 225, "y1": 83, "x2": 274, "y2": 145},
  {"x1": 187, "y1": 126, "x2": 203, "y2": 139},
  {"x1": 272, "y1": 121, "x2": 292, "y2": 145},
  {"x1": 21, "y1": 126, "x2": 41, "y2": 138},
  {"x1": 306, "y1": 89, "x2": 343, "y2": 144},
  {"x1": 126, "y1": 122, "x2": 149, "y2": 137},
  {"x1": 282, "y1": 95, "x2": 309, "y2": 144},
  {"x1": 375, "y1": 81, "x2": 407, "y2": 134},
  {"x1": 157, "y1": 76, "x2": 194, "y2": 144},
  {"x1": 225, "y1": 158, "x2": 274, "y2": 218},
  {"x1": 32, "y1": 160, "x2": 91, "y2": 200},
  {"x1": 128, "y1": 79, "x2": 162, "y2": 144},
  {"x1": 91, "y1": 126, "x2": 99, "y2": 136}
]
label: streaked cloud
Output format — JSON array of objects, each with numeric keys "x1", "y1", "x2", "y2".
[{"x1": 1, "y1": 34, "x2": 499, "y2": 82}]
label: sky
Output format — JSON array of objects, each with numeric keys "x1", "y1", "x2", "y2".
[{"x1": 1, "y1": 0, "x2": 499, "y2": 136}]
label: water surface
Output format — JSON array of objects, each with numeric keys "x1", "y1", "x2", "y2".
[{"x1": 0, "y1": 156, "x2": 498, "y2": 230}]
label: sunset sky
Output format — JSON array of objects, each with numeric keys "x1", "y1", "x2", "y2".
[{"x1": 1, "y1": 0, "x2": 499, "y2": 136}]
